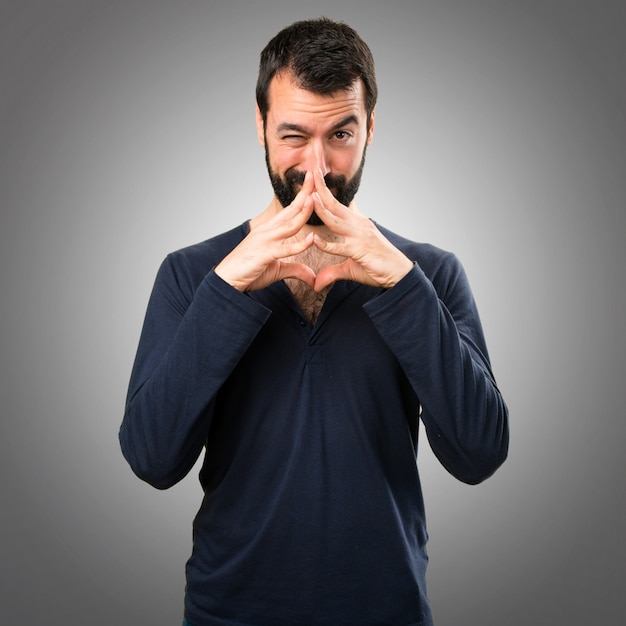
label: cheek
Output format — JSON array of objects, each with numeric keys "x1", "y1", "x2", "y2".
[
  {"x1": 268, "y1": 145, "x2": 303, "y2": 174},
  {"x1": 339, "y1": 147, "x2": 365, "y2": 176}
]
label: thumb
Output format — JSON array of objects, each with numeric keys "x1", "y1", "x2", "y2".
[
  {"x1": 314, "y1": 261, "x2": 354, "y2": 291},
  {"x1": 278, "y1": 262, "x2": 317, "y2": 289}
]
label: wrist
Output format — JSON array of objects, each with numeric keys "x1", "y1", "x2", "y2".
[
  {"x1": 214, "y1": 262, "x2": 244, "y2": 292},
  {"x1": 387, "y1": 256, "x2": 414, "y2": 288}
]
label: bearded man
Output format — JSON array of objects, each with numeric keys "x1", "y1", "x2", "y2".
[{"x1": 120, "y1": 17, "x2": 509, "y2": 626}]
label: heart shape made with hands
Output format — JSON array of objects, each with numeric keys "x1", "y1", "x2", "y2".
[
  {"x1": 214, "y1": 169, "x2": 413, "y2": 293},
  {"x1": 283, "y1": 235, "x2": 350, "y2": 293}
]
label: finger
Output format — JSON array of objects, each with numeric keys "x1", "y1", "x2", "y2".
[
  {"x1": 312, "y1": 168, "x2": 335, "y2": 202},
  {"x1": 280, "y1": 197, "x2": 316, "y2": 242},
  {"x1": 300, "y1": 169, "x2": 315, "y2": 196},
  {"x1": 312, "y1": 169, "x2": 353, "y2": 216},
  {"x1": 277, "y1": 231, "x2": 315, "y2": 259},
  {"x1": 261, "y1": 197, "x2": 313, "y2": 244},
  {"x1": 311, "y1": 170, "x2": 339, "y2": 218},
  {"x1": 314, "y1": 261, "x2": 355, "y2": 291},
  {"x1": 269, "y1": 178, "x2": 316, "y2": 235},
  {"x1": 310, "y1": 180, "x2": 355, "y2": 236},
  {"x1": 312, "y1": 233, "x2": 346, "y2": 258},
  {"x1": 276, "y1": 262, "x2": 317, "y2": 289},
  {"x1": 288, "y1": 170, "x2": 315, "y2": 212},
  {"x1": 311, "y1": 191, "x2": 347, "y2": 233}
]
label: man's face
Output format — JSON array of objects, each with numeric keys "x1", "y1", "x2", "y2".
[{"x1": 257, "y1": 72, "x2": 375, "y2": 224}]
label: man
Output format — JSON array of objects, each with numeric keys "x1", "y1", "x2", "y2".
[{"x1": 120, "y1": 17, "x2": 509, "y2": 626}]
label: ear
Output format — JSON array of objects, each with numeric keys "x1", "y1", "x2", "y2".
[
  {"x1": 255, "y1": 105, "x2": 265, "y2": 147},
  {"x1": 366, "y1": 110, "x2": 376, "y2": 146}
]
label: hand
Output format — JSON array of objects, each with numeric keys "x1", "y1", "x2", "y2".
[
  {"x1": 310, "y1": 169, "x2": 414, "y2": 291},
  {"x1": 215, "y1": 172, "x2": 318, "y2": 292}
]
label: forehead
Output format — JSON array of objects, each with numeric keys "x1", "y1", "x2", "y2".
[{"x1": 266, "y1": 72, "x2": 367, "y2": 127}]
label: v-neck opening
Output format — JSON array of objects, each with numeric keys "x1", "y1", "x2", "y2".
[
  {"x1": 254, "y1": 279, "x2": 361, "y2": 332},
  {"x1": 279, "y1": 280, "x2": 358, "y2": 330}
]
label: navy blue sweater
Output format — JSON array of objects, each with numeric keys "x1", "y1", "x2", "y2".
[{"x1": 119, "y1": 221, "x2": 508, "y2": 625}]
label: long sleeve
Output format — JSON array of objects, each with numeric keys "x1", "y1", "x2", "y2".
[
  {"x1": 363, "y1": 243, "x2": 509, "y2": 484},
  {"x1": 119, "y1": 250, "x2": 271, "y2": 490}
]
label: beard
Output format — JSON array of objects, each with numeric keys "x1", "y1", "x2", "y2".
[{"x1": 265, "y1": 145, "x2": 367, "y2": 226}]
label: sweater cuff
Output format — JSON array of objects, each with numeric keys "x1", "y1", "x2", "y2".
[
  {"x1": 201, "y1": 269, "x2": 272, "y2": 326},
  {"x1": 363, "y1": 263, "x2": 434, "y2": 320}
]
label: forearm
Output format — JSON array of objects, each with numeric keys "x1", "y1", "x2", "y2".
[
  {"x1": 364, "y1": 263, "x2": 509, "y2": 484},
  {"x1": 120, "y1": 270, "x2": 270, "y2": 489}
]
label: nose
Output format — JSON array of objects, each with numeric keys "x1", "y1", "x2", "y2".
[{"x1": 304, "y1": 140, "x2": 330, "y2": 177}]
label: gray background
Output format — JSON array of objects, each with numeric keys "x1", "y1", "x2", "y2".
[{"x1": 1, "y1": 0, "x2": 624, "y2": 624}]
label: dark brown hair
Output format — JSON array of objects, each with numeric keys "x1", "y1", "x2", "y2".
[{"x1": 256, "y1": 18, "x2": 377, "y2": 123}]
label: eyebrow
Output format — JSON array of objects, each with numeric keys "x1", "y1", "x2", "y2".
[{"x1": 276, "y1": 115, "x2": 360, "y2": 135}]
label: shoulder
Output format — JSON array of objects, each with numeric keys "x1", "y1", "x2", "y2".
[
  {"x1": 373, "y1": 221, "x2": 463, "y2": 282},
  {"x1": 167, "y1": 222, "x2": 248, "y2": 267},
  {"x1": 155, "y1": 222, "x2": 249, "y2": 295},
  {"x1": 373, "y1": 222, "x2": 481, "y2": 329}
]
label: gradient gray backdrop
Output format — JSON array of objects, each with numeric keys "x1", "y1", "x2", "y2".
[{"x1": 1, "y1": 1, "x2": 624, "y2": 624}]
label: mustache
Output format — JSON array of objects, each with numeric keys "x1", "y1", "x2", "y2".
[{"x1": 284, "y1": 169, "x2": 347, "y2": 190}]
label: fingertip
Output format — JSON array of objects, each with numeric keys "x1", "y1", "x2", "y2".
[
  {"x1": 313, "y1": 234, "x2": 326, "y2": 248},
  {"x1": 303, "y1": 170, "x2": 315, "y2": 192},
  {"x1": 313, "y1": 272, "x2": 332, "y2": 293}
]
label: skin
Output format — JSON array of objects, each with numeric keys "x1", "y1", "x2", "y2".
[{"x1": 214, "y1": 71, "x2": 413, "y2": 294}]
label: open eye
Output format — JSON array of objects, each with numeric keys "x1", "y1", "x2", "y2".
[{"x1": 332, "y1": 130, "x2": 353, "y2": 143}]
